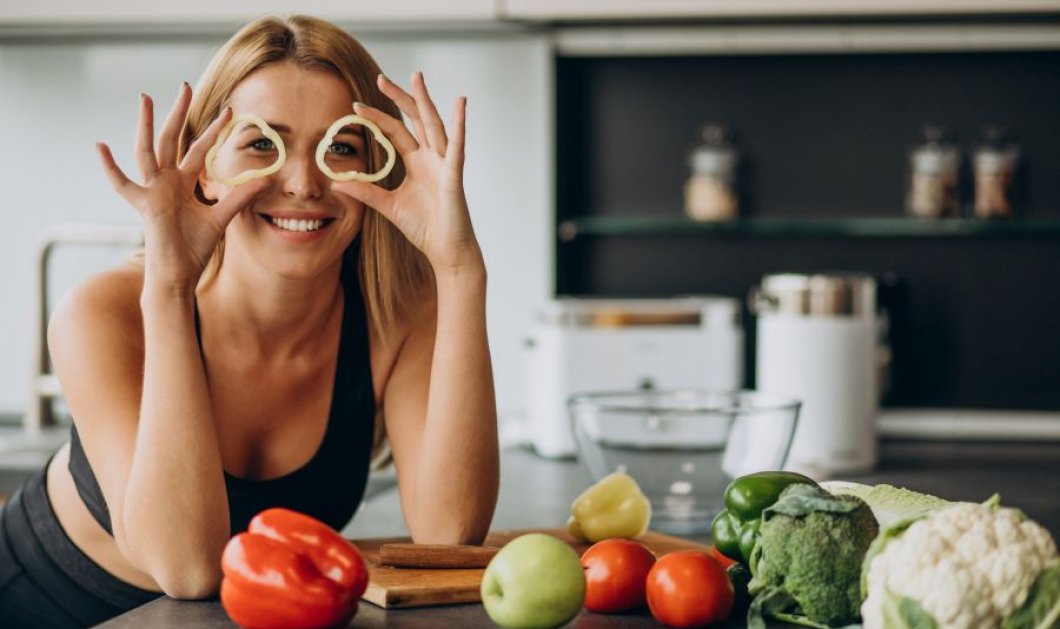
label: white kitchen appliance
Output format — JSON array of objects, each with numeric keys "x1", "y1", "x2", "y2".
[
  {"x1": 751, "y1": 273, "x2": 880, "y2": 477},
  {"x1": 524, "y1": 297, "x2": 744, "y2": 458}
]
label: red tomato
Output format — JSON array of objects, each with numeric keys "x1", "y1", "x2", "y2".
[
  {"x1": 580, "y1": 539, "x2": 657, "y2": 613},
  {"x1": 646, "y1": 550, "x2": 734, "y2": 628},
  {"x1": 707, "y1": 545, "x2": 738, "y2": 570}
]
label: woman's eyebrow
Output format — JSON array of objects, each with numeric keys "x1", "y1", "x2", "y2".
[
  {"x1": 233, "y1": 121, "x2": 362, "y2": 140},
  {"x1": 231, "y1": 121, "x2": 289, "y2": 134},
  {"x1": 230, "y1": 121, "x2": 302, "y2": 136},
  {"x1": 333, "y1": 126, "x2": 365, "y2": 138}
]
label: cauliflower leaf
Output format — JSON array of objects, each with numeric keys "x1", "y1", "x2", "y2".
[
  {"x1": 821, "y1": 481, "x2": 951, "y2": 529},
  {"x1": 1001, "y1": 560, "x2": 1060, "y2": 629},
  {"x1": 882, "y1": 587, "x2": 940, "y2": 629}
]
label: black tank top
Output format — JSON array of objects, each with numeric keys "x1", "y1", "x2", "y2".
[{"x1": 67, "y1": 256, "x2": 375, "y2": 535}]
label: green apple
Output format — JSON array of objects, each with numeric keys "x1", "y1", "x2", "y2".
[{"x1": 480, "y1": 533, "x2": 585, "y2": 629}]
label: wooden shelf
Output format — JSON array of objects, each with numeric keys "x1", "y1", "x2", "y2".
[{"x1": 557, "y1": 216, "x2": 1060, "y2": 241}]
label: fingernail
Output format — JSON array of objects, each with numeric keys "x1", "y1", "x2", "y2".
[
  {"x1": 378, "y1": 73, "x2": 388, "y2": 83},
  {"x1": 140, "y1": 92, "x2": 147, "y2": 101},
  {"x1": 353, "y1": 101, "x2": 365, "y2": 110}
]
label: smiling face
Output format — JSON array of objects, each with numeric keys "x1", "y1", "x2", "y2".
[{"x1": 201, "y1": 61, "x2": 369, "y2": 280}]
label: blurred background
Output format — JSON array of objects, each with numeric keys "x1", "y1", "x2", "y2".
[{"x1": 1, "y1": 1, "x2": 1059, "y2": 475}]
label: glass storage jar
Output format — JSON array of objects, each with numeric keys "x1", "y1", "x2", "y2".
[
  {"x1": 684, "y1": 124, "x2": 739, "y2": 222},
  {"x1": 906, "y1": 124, "x2": 960, "y2": 219}
]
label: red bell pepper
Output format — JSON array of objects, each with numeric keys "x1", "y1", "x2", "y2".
[{"x1": 221, "y1": 508, "x2": 368, "y2": 629}]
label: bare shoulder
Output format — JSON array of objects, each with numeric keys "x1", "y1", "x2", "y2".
[{"x1": 47, "y1": 257, "x2": 146, "y2": 359}]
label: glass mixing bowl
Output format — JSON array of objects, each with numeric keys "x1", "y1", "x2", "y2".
[{"x1": 569, "y1": 389, "x2": 801, "y2": 535}]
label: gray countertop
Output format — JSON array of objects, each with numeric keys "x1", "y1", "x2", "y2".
[{"x1": 98, "y1": 439, "x2": 1060, "y2": 629}]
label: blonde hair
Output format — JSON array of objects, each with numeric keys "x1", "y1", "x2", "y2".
[{"x1": 179, "y1": 15, "x2": 434, "y2": 459}]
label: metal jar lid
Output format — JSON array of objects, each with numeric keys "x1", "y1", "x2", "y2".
[{"x1": 749, "y1": 273, "x2": 876, "y2": 317}]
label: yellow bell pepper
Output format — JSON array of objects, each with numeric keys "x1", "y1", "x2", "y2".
[{"x1": 568, "y1": 472, "x2": 652, "y2": 542}]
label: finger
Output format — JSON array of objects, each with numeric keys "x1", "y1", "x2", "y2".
[
  {"x1": 377, "y1": 74, "x2": 428, "y2": 148},
  {"x1": 330, "y1": 179, "x2": 394, "y2": 217},
  {"x1": 445, "y1": 96, "x2": 467, "y2": 176},
  {"x1": 410, "y1": 71, "x2": 448, "y2": 155},
  {"x1": 180, "y1": 106, "x2": 232, "y2": 172},
  {"x1": 352, "y1": 101, "x2": 419, "y2": 157},
  {"x1": 96, "y1": 142, "x2": 145, "y2": 210},
  {"x1": 212, "y1": 176, "x2": 270, "y2": 227},
  {"x1": 135, "y1": 93, "x2": 158, "y2": 180},
  {"x1": 157, "y1": 82, "x2": 191, "y2": 169}
]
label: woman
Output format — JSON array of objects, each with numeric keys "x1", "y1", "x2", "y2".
[{"x1": 0, "y1": 14, "x2": 499, "y2": 627}]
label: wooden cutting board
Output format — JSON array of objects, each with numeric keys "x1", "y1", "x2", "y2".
[{"x1": 351, "y1": 528, "x2": 711, "y2": 609}]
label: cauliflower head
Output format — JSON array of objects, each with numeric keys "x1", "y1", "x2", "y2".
[{"x1": 862, "y1": 502, "x2": 1057, "y2": 629}]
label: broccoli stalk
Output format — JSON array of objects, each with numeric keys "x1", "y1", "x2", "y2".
[{"x1": 748, "y1": 483, "x2": 879, "y2": 628}]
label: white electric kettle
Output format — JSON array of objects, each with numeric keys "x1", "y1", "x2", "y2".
[{"x1": 750, "y1": 273, "x2": 880, "y2": 478}]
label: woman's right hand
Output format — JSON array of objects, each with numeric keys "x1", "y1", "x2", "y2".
[{"x1": 96, "y1": 83, "x2": 268, "y2": 296}]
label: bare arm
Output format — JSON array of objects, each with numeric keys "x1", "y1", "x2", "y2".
[
  {"x1": 49, "y1": 271, "x2": 228, "y2": 598},
  {"x1": 384, "y1": 264, "x2": 499, "y2": 544},
  {"x1": 65, "y1": 84, "x2": 267, "y2": 597},
  {"x1": 131, "y1": 285, "x2": 230, "y2": 593},
  {"x1": 331, "y1": 73, "x2": 500, "y2": 543}
]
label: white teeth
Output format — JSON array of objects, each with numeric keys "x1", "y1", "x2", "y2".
[{"x1": 269, "y1": 217, "x2": 325, "y2": 232}]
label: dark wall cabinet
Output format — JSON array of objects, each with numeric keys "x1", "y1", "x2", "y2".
[{"x1": 555, "y1": 41, "x2": 1060, "y2": 409}]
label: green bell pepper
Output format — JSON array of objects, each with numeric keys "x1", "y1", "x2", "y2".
[{"x1": 710, "y1": 471, "x2": 817, "y2": 564}]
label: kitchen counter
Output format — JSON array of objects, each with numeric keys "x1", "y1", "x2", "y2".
[{"x1": 99, "y1": 439, "x2": 1060, "y2": 628}]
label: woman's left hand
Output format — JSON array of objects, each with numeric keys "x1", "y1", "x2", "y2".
[{"x1": 330, "y1": 72, "x2": 481, "y2": 273}]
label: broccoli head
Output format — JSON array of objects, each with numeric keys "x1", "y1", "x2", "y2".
[{"x1": 749, "y1": 483, "x2": 879, "y2": 627}]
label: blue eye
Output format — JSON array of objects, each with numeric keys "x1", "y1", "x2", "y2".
[
  {"x1": 327, "y1": 142, "x2": 359, "y2": 157},
  {"x1": 247, "y1": 138, "x2": 276, "y2": 151}
]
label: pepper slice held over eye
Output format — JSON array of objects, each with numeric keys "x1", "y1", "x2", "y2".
[
  {"x1": 205, "y1": 113, "x2": 286, "y2": 186},
  {"x1": 315, "y1": 114, "x2": 396, "y2": 183}
]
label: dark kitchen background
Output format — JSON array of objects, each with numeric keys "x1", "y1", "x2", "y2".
[{"x1": 556, "y1": 46, "x2": 1060, "y2": 409}]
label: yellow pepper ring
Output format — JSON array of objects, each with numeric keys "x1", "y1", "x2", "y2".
[
  {"x1": 204, "y1": 113, "x2": 286, "y2": 186},
  {"x1": 315, "y1": 114, "x2": 396, "y2": 183}
]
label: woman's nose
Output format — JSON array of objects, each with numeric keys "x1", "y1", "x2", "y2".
[{"x1": 281, "y1": 150, "x2": 325, "y2": 200}]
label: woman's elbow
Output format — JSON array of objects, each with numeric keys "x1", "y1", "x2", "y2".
[
  {"x1": 157, "y1": 564, "x2": 222, "y2": 600},
  {"x1": 411, "y1": 528, "x2": 486, "y2": 546},
  {"x1": 410, "y1": 512, "x2": 494, "y2": 546},
  {"x1": 459, "y1": 515, "x2": 494, "y2": 546},
  {"x1": 458, "y1": 529, "x2": 490, "y2": 547},
  {"x1": 114, "y1": 532, "x2": 223, "y2": 598}
]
